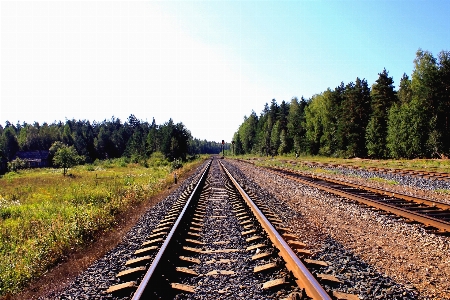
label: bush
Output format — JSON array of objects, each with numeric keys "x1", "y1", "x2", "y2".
[
  {"x1": 8, "y1": 158, "x2": 27, "y2": 172},
  {"x1": 171, "y1": 158, "x2": 183, "y2": 170}
]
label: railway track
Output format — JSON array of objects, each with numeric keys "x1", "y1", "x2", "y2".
[
  {"x1": 104, "y1": 158, "x2": 359, "y2": 300},
  {"x1": 239, "y1": 160, "x2": 450, "y2": 235},
  {"x1": 277, "y1": 159, "x2": 450, "y2": 182}
]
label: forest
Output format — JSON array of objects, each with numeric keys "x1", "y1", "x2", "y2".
[
  {"x1": 233, "y1": 49, "x2": 450, "y2": 159},
  {"x1": 0, "y1": 114, "x2": 223, "y2": 172}
]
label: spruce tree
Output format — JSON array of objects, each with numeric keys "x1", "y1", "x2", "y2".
[{"x1": 366, "y1": 69, "x2": 397, "y2": 158}]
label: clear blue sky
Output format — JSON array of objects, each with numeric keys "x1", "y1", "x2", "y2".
[{"x1": 1, "y1": 0, "x2": 449, "y2": 142}]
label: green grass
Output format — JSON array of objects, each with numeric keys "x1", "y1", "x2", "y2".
[
  {"x1": 0, "y1": 153, "x2": 204, "y2": 296},
  {"x1": 436, "y1": 189, "x2": 450, "y2": 195},
  {"x1": 369, "y1": 177, "x2": 399, "y2": 185},
  {"x1": 232, "y1": 154, "x2": 450, "y2": 173}
]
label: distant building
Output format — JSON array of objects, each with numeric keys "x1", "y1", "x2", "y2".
[{"x1": 15, "y1": 150, "x2": 51, "y2": 168}]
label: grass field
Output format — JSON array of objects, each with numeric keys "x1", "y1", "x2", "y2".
[
  {"x1": 0, "y1": 153, "x2": 204, "y2": 296},
  {"x1": 235, "y1": 154, "x2": 450, "y2": 173}
]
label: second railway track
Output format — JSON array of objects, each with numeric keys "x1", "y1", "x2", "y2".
[{"x1": 239, "y1": 159, "x2": 450, "y2": 235}]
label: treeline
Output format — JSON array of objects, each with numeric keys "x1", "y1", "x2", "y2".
[
  {"x1": 234, "y1": 49, "x2": 450, "y2": 159},
  {"x1": 0, "y1": 114, "x2": 223, "y2": 165}
]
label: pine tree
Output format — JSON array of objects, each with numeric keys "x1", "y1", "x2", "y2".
[
  {"x1": 338, "y1": 78, "x2": 371, "y2": 157},
  {"x1": 287, "y1": 97, "x2": 307, "y2": 155},
  {"x1": 366, "y1": 69, "x2": 397, "y2": 158}
]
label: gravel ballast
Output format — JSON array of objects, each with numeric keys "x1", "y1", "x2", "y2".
[{"x1": 227, "y1": 159, "x2": 450, "y2": 300}]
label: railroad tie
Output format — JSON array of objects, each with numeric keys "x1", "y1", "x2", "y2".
[
  {"x1": 165, "y1": 212, "x2": 180, "y2": 219},
  {"x1": 333, "y1": 291, "x2": 361, "y2": 300},
  {"x1": 262, "y1": 277, "x2": 287, "y2": 289},
  {"x1": 282, "y1": 233, "x2": 298, "y2": 241},
  {"x1": 295, "y1": 249, "x2": 312, "y2": 257},
  {"x1": 147, "y1": 231, "x2": 168, "y2": 239},
  {"x1": 303, "y1": 259, "x2": 329, "y2": 267},
  {"x1": 141, "y1": 238, "x2": 164, "y2": 247},
  {"x1": 185, "y1": 238, "x2": 204, "y2": 245},
  {"x1": 117, "y1": 266, "x2": 147, "y2": 280},
  {"x1": 134, "y1": 245, "x2": 158, "y2": 256},
  {"x1": 240, "y1": 219, "x2": 252, "y2": 226},
  {"x1": 246, "y1": 243, "x2": 267, "y2": 251},
  {"x1": 287, "y1": 240, "x2": 307, "y2": 249},
  {"x1": 106, "y1": 281, "x2": 137, "y2": 294},
  {"x1": 152, "y1": 226, "x2": 171, "y2": 234},
  {"x1": 183, "y1": 246, "x2": 203, "y2": 254},
  {"x1": 125, "y1": 255, "x2": 152, "y2": 267},
  {"x1": 276, "y1": 226, "x2": 291, "y2": 233},
  {"x1": 243, "y1": 224, "x2": 254, "y2": 229},
  {"x1": 171, "y1": 283, "x2": 196, "y2": 293},
  {"x1": 316, "y1": 273, "x2": 343, "y2": 285},
  {"x1": 245, "y1": 235, "x2": 262, "y2": 243},
  {"x1": 162, "y1": 215, "x2": 177, "y2": 222},
  {"x1": 179, "y1": 256, "x2": 201, "y2": 264},
  {"x1": 254, "y1": 262, "x2": 278, "y2": 273},
  {"x1": 176, "y1": 267, "x2": 198, "y2": 276},
  {"x1": 252, "y1": 251, "x2": 273, "y2": 260},
  {"x1": 237, "y1": 215, "x2": 251, "y2": 221},
  {"x1": 187, "y1": 231, "x2": 201, "y2": 237},
  {"x1": 242, "y1": 229, "x2": 256, "y2": 236},
  {"x1": 157, "y1": 220, "x2": 174, "y2": 228}
]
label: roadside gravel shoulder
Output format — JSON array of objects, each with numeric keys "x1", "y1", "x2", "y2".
[{"x1": 232, "y1": 160, "x2": 450, "y2": 300}]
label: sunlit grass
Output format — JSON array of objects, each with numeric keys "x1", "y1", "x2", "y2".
[
  {"x1": 0, "y1": 153, "x2": 204, "y2": 296},
  {"x1": 232, "y1": 154, "x2": 450, "y2": 173},
  {"x1": 369, "y1": 177, "x2": 399, "y2": 185},
  {"x1": 436, "y1": 189, "x2": 450, "y2": 195}
]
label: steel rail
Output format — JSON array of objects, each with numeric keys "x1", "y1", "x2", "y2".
[
  {"x1": 269, "y1": 167, "x2": 450, "y2": 233},
  {"x1": 295, "y1": 161, "x2": 450, "y2": 179},
  {"x1": 131, "y1": 160, "x2": 212, "y2": 300},
  {"x1": 301, "y1": 170, "x2": 450, "y2": 211},
  {"x1": 220, "y1": 162, "x2": 331, "y2": 300}
]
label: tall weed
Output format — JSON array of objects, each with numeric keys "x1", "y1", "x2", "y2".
[{"x1": 0, "y1": 155, "x2": 202, "y2": 295}]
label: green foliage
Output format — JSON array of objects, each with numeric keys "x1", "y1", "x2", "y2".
[
  {"x1": 369, "y1": 177, "x2": 398, "y2": 185},
  {"x1": 1, "y1": 115, "x2": 215, "y2": 171},
  {"x1": 52, "y1": 144, "x2": 84, "y2": 176},
  {"x1": 287, "y1": 97, "x2": 307, "y2": 155},
  {"x1": 233, "y1": 49, "x2": 450, "y2": 160},
  {"x1": 338, "y1": 78, "x2": 371, "y2": 158},
  {"x1": 171, "y1": 158, "x2": 183, "y2": 170},
  {"x1": 237, "y1": 111, "x2": 258, "y2": 154},
  {"x1": 7, "y1": 158, "x2": 27, "y2": 172},
  {"x1": 1, "y1": 126, "x2": 19, "y2": 161},
  {"x1": 366, "y1": 69, "x2": 397, "y2": 158}
]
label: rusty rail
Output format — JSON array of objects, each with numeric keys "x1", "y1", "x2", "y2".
[
  {"x1": 220, "y1": 162, "x2": 331, "y2": 300},
  {"x1": 131, "y1": 160, "x2": 212, "y2": 300},
  {"x1": 305, "y1": 170, "x2": 450, "y2": 211},
  {"x1": 268, "y1": 166, "x2": 450, "y2": 233}
]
